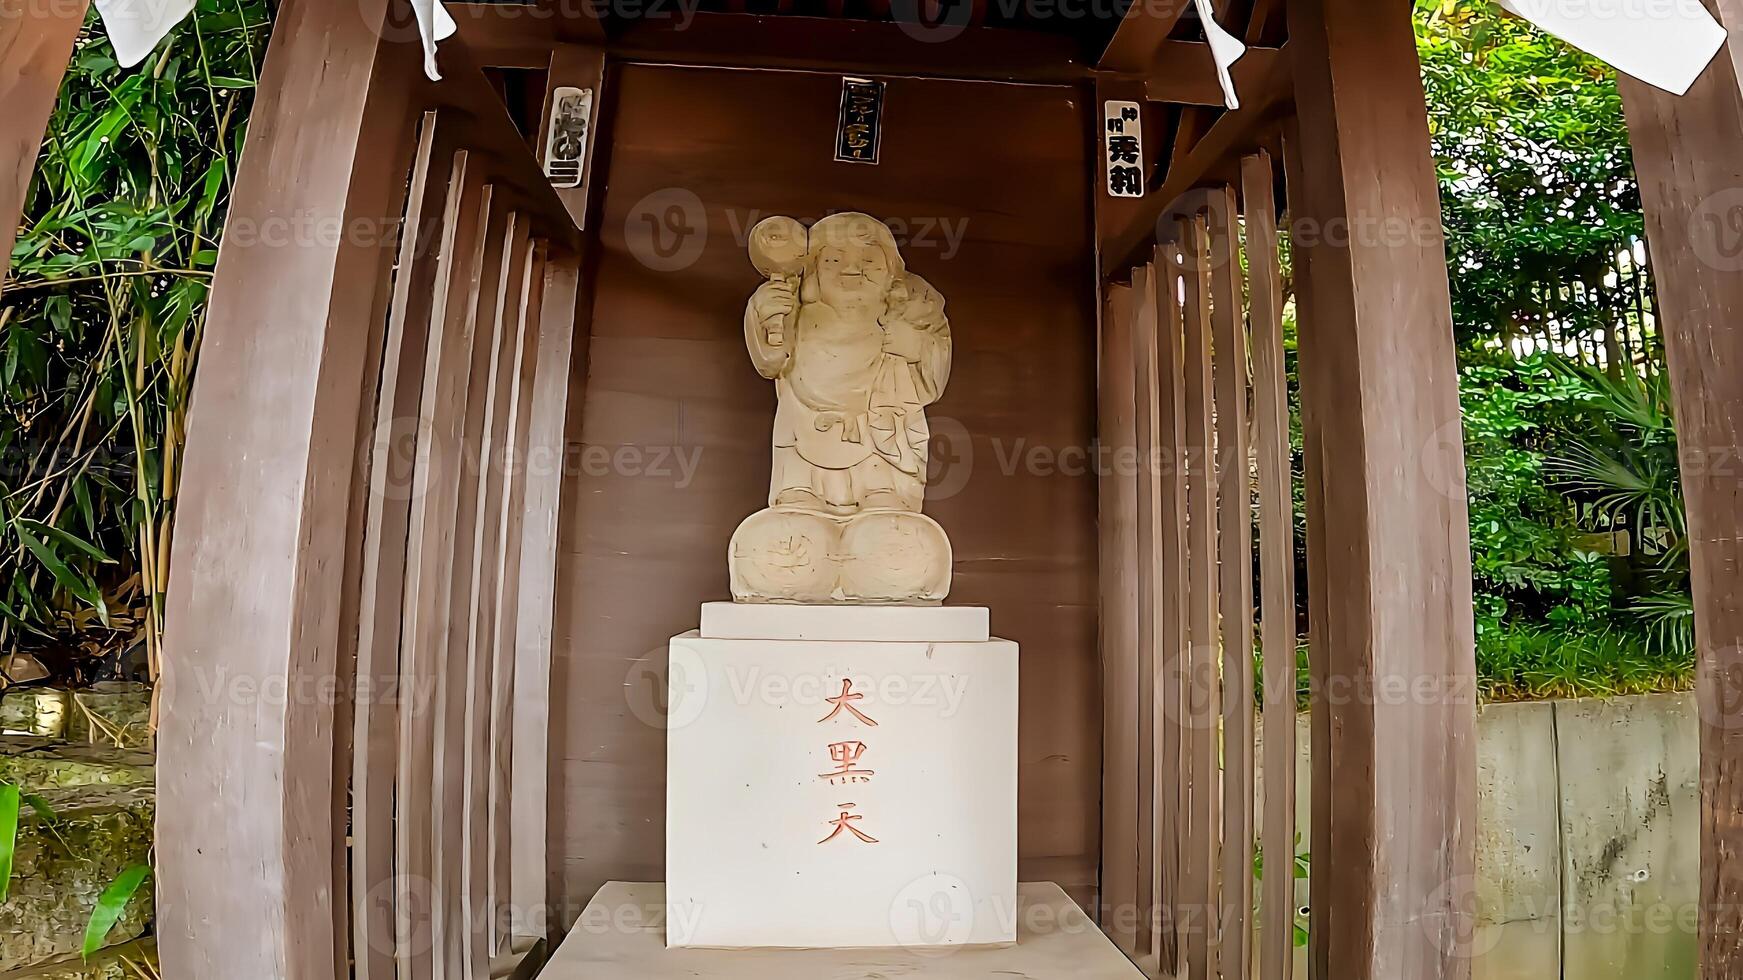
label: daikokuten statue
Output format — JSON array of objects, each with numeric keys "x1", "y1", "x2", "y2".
[{"x1": 728, "y1": 212, "x2": 955, "y2": 604}]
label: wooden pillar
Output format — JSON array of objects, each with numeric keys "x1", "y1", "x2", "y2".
[
  {"x1": 1284, "y1": 0, "x2": 1478, "y2": 974},
  {"x1": 0, "y1": 0, "x2": 87, "y2": 291},
  {"x1": 154, "y1": 0, "x2": 417, "y2": 975},
  {"x1": 1616, "y1": 9, "x2": 1743, "y2": 974}
]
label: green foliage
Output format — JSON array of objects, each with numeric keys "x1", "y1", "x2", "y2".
[
  {"x1": 81, "y1": 862, "x2": 151, "y2": 959},
  {"x1": 0, "y1": 0, "x2": 268, "y2": 679},
  {"x1": 1416, "y1": 0, "x2": 1650, "y2": 355}
]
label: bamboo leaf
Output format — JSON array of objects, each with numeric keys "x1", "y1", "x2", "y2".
[
  {"x1": 82, "y1": 864, "x2": 151, "y2": 959},
  {"x1": 0, "y1": 784, "x2": 19, "y2": 904}
]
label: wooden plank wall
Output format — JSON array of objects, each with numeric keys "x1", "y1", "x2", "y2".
[
  {"x1": 1096, "y1": 165, "x2": 1299, "y2": 980},
  {"x1": 551, "y1": 62, "x2": 1102, "y2": 918}
]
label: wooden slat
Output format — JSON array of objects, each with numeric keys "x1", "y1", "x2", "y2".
[
  {"x1": 1098, "y1": 282, "x2": 1142, "y2": 951},
  {"x1": 462, "y1": 213, "x2": 533, "y2": 977},
  {"x1": 1130, "y1": 261, "x2": 1161, "y2": 961},
  {"x1": 1098, "y1": 0, "x2": 1194, "y2": 72},
  {"x1": 1178, "y1": 214, "x2": 1220, "y2": 980},
  {"x1": 434, "y1": 191, "x2": 510, "y2": 980},
  {"x1": 399, "y1": 151, "x2": 487, "y2": 980},
  {"x1": 1244, "y1": 149, "x2": 1296, "y2": 980},
  {"x1": 1101, "y1": 45, "x2": 1294, "y2": 281},
  {"x1": 509, "y1": 252, "x2": 582, "y2": 939},
  {"x1": 1285, "y1": 0, "x2": 1480, "y2": 969},
  {"x1": 0, "y1": 0, "x2": 87, "y2": 291},
  {"x1": 1151, "y1": 240, "x2": 1189, "y2": 975},
  {"x1": 1614, "y1": 17, "x2": 1743, "y2": 975},
  {"x1": 1207, "y1": 182, "x2": 1255, "y2": 980},
  {"x1": 488, "y1": 242, "x2": 547, "y2": 954},
  {"x1": 352, "y1": 112, "x2": 450, "y2": 980}
]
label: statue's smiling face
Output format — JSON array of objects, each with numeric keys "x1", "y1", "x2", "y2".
[{"x1": 814, "y1": 242, "x2": 890, "y2": 312}]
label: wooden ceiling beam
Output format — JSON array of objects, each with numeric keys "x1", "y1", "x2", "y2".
[
  {"x1": 1100, "y1": 42, "x2": 1292, "y2": 279},
  {"x1": 1098, "y1": 0, "x2": 1195, "y2": 73},
  {"x1": 450, "y1": 1, "x2": 605, "y2": 67},
  {"x1": 609, "y1": 13, "x2": 1092, "y2": 82},
  {"x1": 1145, "y1": 40, "x2": 1281, "y2": 106}
]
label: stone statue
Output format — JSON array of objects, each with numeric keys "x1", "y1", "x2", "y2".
[{"x1": 728, "y1": 212, "x2": 954, "y2": 604}]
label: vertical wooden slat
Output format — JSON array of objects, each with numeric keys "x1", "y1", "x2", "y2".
[
  {"x1": 1287, "y1": 0, "x2": 1480, "y2": 968},
  {"x1": 1615, "y1": 16, "x2": 1743, "y2": 974},
  {"x1": 1208, "y1": 182, "x2": 1255, "y2": 980},
  {"x1": 489, "y1": 242, "x2": 547, "y2": 954},
  {"x1": 1130, "y1": 261, "x2": 1161, "y2": 962},
  {"x1": 1244, "y1": 149, "x2": 1297, "y2": 980},
  {"x1": 434, "y1": 192, "x2": 510, "y2": 980},
  {"x1": 1099, "y1": 281, "x2": 1142, "y2": 951},
  {"x1": 352, "y1": 112, "x2": 448, "y2": 980},
  {"x1": 399, "y1": 151, "x2": 487, "y2": 980},
  {"x1": 1248, "y1": 142, "x2": 1299, "y2": 971},
  {"x1": 1153, "y1": 240, "x2": 1189, "y2": 974},
  {"x1": 461, "y1": 214, "x2": 533, "y2": 976},
  {"x1": 510, "y1": 253, "x2": 582, "y2": 939},
  {"x1": 1179, "y1": 214, "x2": 1221, "y2": 980},
  {"x1": 0, "y1": 0, "x2": 88, "y2": 291}
]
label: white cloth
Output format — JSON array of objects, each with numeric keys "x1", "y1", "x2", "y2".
[
  {"x1": 94, "y1": 0, "x2": 196, "y2": 68},
  {"x1": 412, "y1": 0, "x2": 458, "y2": 80},
  {"x1": 1497, "y1": 0, "x2": 1726, "y2": 95},
  {"x1": 94, "y1": 0, "x2": 455, "y2": 76},
  {"x1": 1195, "y1": 0, "x2": 1247, "y2": 110}
]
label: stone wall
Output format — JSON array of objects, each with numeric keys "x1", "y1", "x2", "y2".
[{"x1": 1255, "y1": 692, "x2": 1698, "y2": 979}]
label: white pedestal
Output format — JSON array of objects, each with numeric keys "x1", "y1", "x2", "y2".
[{"x1": 665, "y1": 607, "x2": 1018, "y2": 949}]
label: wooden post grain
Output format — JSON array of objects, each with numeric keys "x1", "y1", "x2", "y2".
[
  {"x1": 1285, "y1": 0, "x2": 1480, "y2": 973},
  {"x1": 1151, "y1": 240, "x2": 1189, "y2": 974},
  {"x1": 1616, "y1": 11, "x2": 1743, "y2": 973},
  {"x1": 0, "y1": 0, "x2": 86, "y2": 292}
]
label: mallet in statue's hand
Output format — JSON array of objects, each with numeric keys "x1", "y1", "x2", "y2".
[{"x1": 749, "y1": 216, "x2": 807, "y2": 346}]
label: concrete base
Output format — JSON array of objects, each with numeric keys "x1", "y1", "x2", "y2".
[
  {"x1": 547, "y1": 882, "x2": 1144, "y2": 977},
  {"x1": 665, "y1": 615, "x2": 1018, "y2": 949}
]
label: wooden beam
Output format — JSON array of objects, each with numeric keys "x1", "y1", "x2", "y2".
[
  {"x1": 154, "y1": 0, "x2": 421, "y2": 975},
  {"x1": 1284, "y1": 0, "x2": 1477, "y2": 974},
  {"x1": 1100, "y1": 43, "x2": 1293, "y2": 280},
  {"x1": 1146, "y1": 41, "x2": 1283, "y2": 107},
  {"x1": 448, "y1": 0, "x2": 603, "y2": 67},
  {"x1": 1615, "y1": 8, "x2": 1743, "y2": 975},
  {"x1": 610, "y1": 13, "x2": 1090, "y2": 82},
  {"x1": 1098, "y1": 0, "x2": 1194, "y2": 72},
  {"x1": 0, "y1": 0, "x2": 87, "y2": 293}
]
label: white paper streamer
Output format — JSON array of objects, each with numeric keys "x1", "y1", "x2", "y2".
[
  {"x1": 94, "y1": 0, "x2": 455, "y2": 76},
  {"x1": 93, "y1": 0, "x2": 196, "y2": 68},
  {"x1": 411, "y1": 0, "x2": 458, "y2": 80},
  {"x1": 1497, "y1": 0, "x2": 1726, "y2": 95},
  {"x1": 1194, "y1": 0, "x2": 1248, "y2": 110}
]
